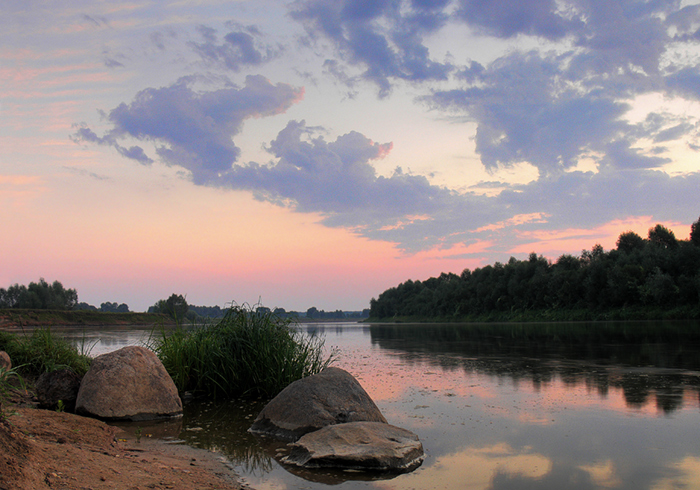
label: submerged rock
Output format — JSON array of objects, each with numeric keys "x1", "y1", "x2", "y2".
[
  {"x1": 76, "y1": 346, "x2": 182, "y2": 421},
  {"x1": 249, "y1": 367, "x2": 387, "y2": 440},
  {"x1": 282, "y1": 421, "x2": 424, "y2": 472},
  {"x1": 36, "y1": 369, "x2": 82, "y2": 412}
]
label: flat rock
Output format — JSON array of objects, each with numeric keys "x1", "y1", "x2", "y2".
[
  {"x1": 76, "y1": 346, "x2": 182, "y2": 421},
  {"x1": 282, "y1": 421, "x2": 424, "y2": 472},
  {"x1": 249, "y1": 367, "x2": 387, "y2": 440}
]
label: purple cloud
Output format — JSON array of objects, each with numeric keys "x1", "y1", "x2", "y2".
[
  {"x1": 190, "y1": 24, "x2": 280, "y2": 71},
  {"x1": 72, "y1": 75, "x2": 303, "y2": 184},
  {"x1": 455, "y1": 0, "x2": 578, "y2": 40},
  {"x1": 425, "y1": 51, "x2": 635, "y2": 175},
  {"x1": 290, "y1": 0, "x2": 453, "y2": 96}
]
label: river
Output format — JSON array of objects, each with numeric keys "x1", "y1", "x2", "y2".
[{"x1": 51, "y1": 320, "x2": 700, "y2": 490}]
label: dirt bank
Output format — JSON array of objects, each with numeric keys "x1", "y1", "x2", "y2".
[
  {"x1": 0, "y1": 309, "x2": 175, "y2": 329},
  {"x1": 0, "y1": 401, "x2": 247, "y2": 490}
]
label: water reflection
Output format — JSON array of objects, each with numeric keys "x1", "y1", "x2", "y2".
[
  {"x1": 178, "y1": 398, "x2": 272, "y2": 474},
  {"x1": 367, "y1": 322, "x2": 700, "y2": 414},
  {"x1": 23, "y1": 321, "x2": 700, "y2": 490}
]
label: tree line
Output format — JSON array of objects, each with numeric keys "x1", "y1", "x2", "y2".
[
  {"x1": 76, "y1": 301, "x2": 130, "y2": 313},
  {"x1": 0, "y1": 278, "x2": 78, "y2": 310},
  {"x1": 369, "y1": 217, "x2": 700, "y2": 321}
]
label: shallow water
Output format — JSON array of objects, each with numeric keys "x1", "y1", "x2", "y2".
[{"x1": 54, "y1": 321, "x2": 700, "y2": 490}]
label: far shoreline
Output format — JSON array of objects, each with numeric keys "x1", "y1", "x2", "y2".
[{"x1": 0, "y1": 309, "x2": 176, "y2": 329}]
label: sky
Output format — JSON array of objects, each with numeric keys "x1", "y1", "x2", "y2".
[{"x1": 2, "y1": 0, "x2": 700, "y2": 312}]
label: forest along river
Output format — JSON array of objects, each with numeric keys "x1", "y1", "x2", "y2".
[{"x1": 54, "y1": 321, "x2": 700, "y2": 490}]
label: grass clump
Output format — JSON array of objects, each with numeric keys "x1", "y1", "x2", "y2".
[
  {"x1": 150, "y1": 304, "x2": 335, "y2": 399},
  {"x1": 0, "y1": 328, "x2": 91, "y2": 377},
  {"x1": 0, "y1": 366, "x2": 26, "y2": 420}
]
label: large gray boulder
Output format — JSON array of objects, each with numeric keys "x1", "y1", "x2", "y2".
[
  {"x1": 282, "y1": 421, "x2": 424, "y2": 472},
  {"x1": 249, "y1": 367, "x2": 387, "y2": 440},
  {"x1": 75, "y1": 346, "x2": 182, "y2": 421},
  {"x1": 0, "y1": 351, "x2": 11, "y2": 370},
  {"x1": 36, "y1": 369, "x2": 82, "y2": 412}
]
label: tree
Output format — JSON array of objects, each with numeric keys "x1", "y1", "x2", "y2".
[
  {"x1": 100, "y1": 302, "x2": 129, "y2": 313},
  {"x1": 149, "y1": 294, "x2": 188, "y2": 319},
  {"x1": 0, "y1": 279, "x2": 77, "y2": 310},
  {"x1": 75, "y1": 302, "x2": 98, "y2": 311},
  {"x1": 648, "y1": 224, "x2": 678, "y2": 249},
  {"x1": 616, "y1": 231, "x2": 645, "y2": 254},
  {"x1": 691, "y1": 216, "x2": 700, "y2": 247},
  {"x1": 581, "y1": 244, "x2": 605, "y2": 264}
]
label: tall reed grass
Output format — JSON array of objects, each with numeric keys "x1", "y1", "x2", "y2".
[
  {"x1": 150, "y1": 305, "x2": 335, "y2": 399},
  {"x1": 0, "y1": 328, "x2": 91, "y2": 377}
]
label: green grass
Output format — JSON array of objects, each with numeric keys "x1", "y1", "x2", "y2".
[
  {"x1": 0, "y1": 328, "x2": 92, "y2": 377},
  {"x1": 0, "y1": 366, "x2": 26, "y2": 421},
  {"x1": 149, "y1": 304, "x2": 335, "y2": 399}
]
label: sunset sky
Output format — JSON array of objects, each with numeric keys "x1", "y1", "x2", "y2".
[{"x1": 2, "y1": 0, "x2": 700, "y2": 312}]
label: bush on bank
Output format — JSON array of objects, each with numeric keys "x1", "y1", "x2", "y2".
[
  {"x1": 150, "y1": 304, "x2": 335, "y2": 399},
  {"x1": 0, "y1": 328, "x2": 92, "y2": 377}
]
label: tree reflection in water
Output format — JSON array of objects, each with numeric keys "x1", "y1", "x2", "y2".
[{"x1": 368, "y1": 321, "x2": 700, "y2": 414}]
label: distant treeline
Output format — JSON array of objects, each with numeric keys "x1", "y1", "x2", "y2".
[
  {"x1": 272, "y1": 307, "x2": 370, "y2": 320},
  {"x1": 147, "y1": 296, "x2": 370, "y2": 321},
  {"x1": 76, "y1": 301, "x2": 130, "y2": 313},
  {"x1": 369, "y1": 218, "x2": 700, "y2": 321},
  {"x1": 0, "y1": 279, "x2": 78, "y2": 310},
  {"x1": 0, "y1": 281, "x2": 368, "y2": 322}
]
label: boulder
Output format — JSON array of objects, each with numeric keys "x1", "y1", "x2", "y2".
[
  {"x1": 249, "y1": 367, "x2": 387, "y2": 440},
  {"x1": 75, "y1": 346, "x2": 182, "y2": 421},
  {"x1": 35, "y1": 369, "x2": 82, "y2": 412},
  {"x1": 0, "y1": 351, "x2": 10, "y2": 370},
  {"x1": 282, "y1": 421, "x2": 424, "y2": 472}
]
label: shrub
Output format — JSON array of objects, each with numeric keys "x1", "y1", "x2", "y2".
[{"x1": 150, "y1": 304, "x2": 335, "y2": 399}]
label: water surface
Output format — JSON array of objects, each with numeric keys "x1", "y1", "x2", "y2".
[{"x1": 56, "y1": 321, "x2": 700, "y2": 490}]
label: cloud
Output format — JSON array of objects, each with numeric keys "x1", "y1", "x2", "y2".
[
  {"x1": 288, "y1": 0, "x2": 685, "y2": 96},
  {"x1": 501, "y1": 168, "x2": 700, "y2": 232},
  {"x1": 150, "y1": 32, "x2": 166, "y2": 51},
  {"x1": 72, "y1": 75, "x2": 304, "y2": 184},
  {"x1": 652, "y1": 122, "x2": 695, "y2": 143},
  {"x1": 665, "y1": 66, "x2": 700, "y2": 100},
  {"x1": 189, "y1": 24, "x2": 280, "y2": 72},
  {"x1": 454, "y1": 0, "x2": 579, "y2": 40},
  {"x1": 290, "y1": 0, "x2": 453, "y2": 95},
  {"x1": 81, "y1": 14, "x2": 109, "y2": 29},
  {"x1": 211, "y1": 120, "x2": 512, "y2": 252},
  {"x1": 71, "y1": 126, "x2": 154, "y2": 165},
  {"x1": 454, "y1": 0, "x2": 672, "y2": 75},
  {"x1": 71, "y1": 1, "x2": 700, "y2": 256},
  {"x1": 425, "y1": 51, "x2": 635, "y2": 175},
  {"x1": 77, "y1": 92, "x2": 700, "y2": 254}
]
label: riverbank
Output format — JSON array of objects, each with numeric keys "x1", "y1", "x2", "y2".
[
  {"x1": 0, "y1": 309, "x2": 175, "y2": 329},
  {"x1": 366, "y1": 304, "x2": 700, "y2": 323},
  {"x1": 1, "y1": 391, "x2": 247, "y2": 490}
]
